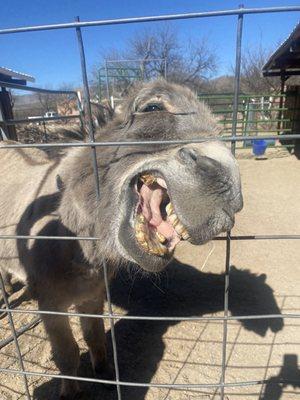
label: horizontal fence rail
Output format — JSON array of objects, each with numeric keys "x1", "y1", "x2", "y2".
[
  {"x1": 0, "y1": 307, "x2": 299, "y2": 322},
  {"x1": 0, "y1": 80, "x2": 78, "y2": 95},
  {"x1": 0, "y1": 6, "x2": 299, "y2": 34},
  {"x1": 4, "y1": 114, "x2": 81, "y2": 125},
  {"x1": 1, "y1": 367, "x2": 299, "y2": 390},
  {"x1": 0, "y1": 5, "x2": 299, "y2": 400},
  {"x1": 0, "y1": 134, "x2": 299, "y2": 149},
  {"x1": 0, "y1": 234, "x2": 299, "y2": 241}
]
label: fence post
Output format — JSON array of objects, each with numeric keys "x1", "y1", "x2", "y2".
[
  {"x1": 220, "y1": 6, "x2": 244, "y2": 400},
  {"x1": 75, "y1": 16, "x2": 100, "y2": 200},
  {"x1": 105, "y1": 60, "x2": 110, "y2": 102},
  {"x1": 0, "y1": 272, "x2": 31, "y2": 399}
]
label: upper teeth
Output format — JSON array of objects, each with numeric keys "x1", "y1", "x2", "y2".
[{"x1": 140, "y1": 174, "x2": 156, "y2": 186}]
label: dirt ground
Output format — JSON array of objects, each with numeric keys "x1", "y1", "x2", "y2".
[{"x1": 0, "y1": 147, "x2": 299, "y2": 400}]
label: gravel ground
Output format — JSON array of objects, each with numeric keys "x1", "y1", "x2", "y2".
[{"x1": 0, "y1": 147, "x2": 299, "y2": 400}]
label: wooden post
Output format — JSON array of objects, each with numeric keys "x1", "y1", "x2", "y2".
[
  {"x1": 276, "y1": 74, "x2": 286, "y2": 134},
  {"x1": 282, "y1": 85, "x2": 300, "y2": 158},
  {"x1": 0, "y1": 87, "x2": 17, "y2": 140}
]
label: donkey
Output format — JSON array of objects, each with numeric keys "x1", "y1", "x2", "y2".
[{"x1": 0, "y1": 80, "x2": 243, "y2": 399}]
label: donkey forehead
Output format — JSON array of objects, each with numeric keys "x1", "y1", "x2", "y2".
[{"x1": 133, "y1": 84, "x2": 195, "y2": 108}]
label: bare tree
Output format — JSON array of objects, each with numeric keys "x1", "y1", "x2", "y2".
[
  {"x1": 55, "y1": 84, "x2": 77, "y2": 116},
  {"x1": 93, "y1": 25, "x2": 217, "y2": 97},
  {"x1": 240, "y1": 45, "x2": 281, "y2": 94},
  {"x1": 36, "y1": 91, "x2": 57, "y2": 114},
  {"x1": 128, "y1": 25, "x2": 217, "y2": 86}
]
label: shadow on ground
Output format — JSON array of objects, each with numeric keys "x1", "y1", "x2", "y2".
[
  {"x1": 261, "y1": 354, "x2": 300, "y2": 400},
  {"x1": 33, "y1": 259, "x2": 284, "y2": 400}
]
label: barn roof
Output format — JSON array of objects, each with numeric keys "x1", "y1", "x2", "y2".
[
  {"x1": 262, "y1": 22, "x2": 300, "y2": 77},
  {"x1": 0, "y1": 66, "x2": 35, "y2": 83}
]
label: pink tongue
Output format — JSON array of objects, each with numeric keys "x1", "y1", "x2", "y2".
[{"x1": 140, "y1": 183, "x2": 181, "y2": 248}]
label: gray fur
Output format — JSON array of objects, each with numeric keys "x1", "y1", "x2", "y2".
[{"x1": 0, "y1": 80, "x2": 242, "y2": 399}]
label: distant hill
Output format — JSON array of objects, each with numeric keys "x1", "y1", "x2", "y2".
[
  {"x1": 12, "y1": 93, "x2": 52, "y2": 118},
  {"x1": 198, "y1": 75, "x2": 235, "y2": 94},
  {"x1": 13, "y1": 93, "x2": 37, "y2": 106}
]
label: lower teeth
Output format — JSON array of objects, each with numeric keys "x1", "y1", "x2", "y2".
[
  {"x1": 135, "y1": 178, "x2": 190, "y2": 254},
  {"x1": 156, "y1": 231, "x2": 167, "y2": 244}
]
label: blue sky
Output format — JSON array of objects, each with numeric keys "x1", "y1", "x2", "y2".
[{"x1": 0, "y1": 0, "x2": 299, "y2": 88}]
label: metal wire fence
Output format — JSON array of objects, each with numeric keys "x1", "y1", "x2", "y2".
[
  {"x1": 0, "y1": 80, "x2": 83, "y2": 137},
  {"x1": 0, "y1": 5, "x2": 300, "y2": 400}
]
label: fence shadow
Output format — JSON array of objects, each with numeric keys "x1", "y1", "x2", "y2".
[
  {"x1": 261, "y1": 354, "x2": 300, "y2": 400},
  {"x1": 33, "y1": 259, "x2": 284, "y2": 400}
]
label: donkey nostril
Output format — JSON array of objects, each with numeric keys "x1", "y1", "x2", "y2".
[{"x1": 178, "y1": 147, "x2": 198, "y2": 164}]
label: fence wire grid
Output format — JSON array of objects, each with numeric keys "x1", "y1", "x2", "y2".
[{"x1": 0, "y1": 5, "x2": 300, "y2": 400}]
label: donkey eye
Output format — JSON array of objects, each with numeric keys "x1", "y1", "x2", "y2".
[{"x1": 142, "y1": 103, "x2": 164, "y2": 112}]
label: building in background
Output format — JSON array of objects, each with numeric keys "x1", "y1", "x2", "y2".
[
  {"x1": 263, "y1": 22, "x2": 300, "y2": 157},
  {"x1": 0, "y1": 67, "x2": 35, "y2": 140}
]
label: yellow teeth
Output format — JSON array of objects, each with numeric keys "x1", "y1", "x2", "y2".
[
  {"x1": 135, "y1": 230, "x2": 146, "y2": 241},
  {"x1": 168, "y1": 214, "x2": 179, "y2": 226},
  {"x1": 166, "y1": 202, "x2": 174, "y2": 216},
  {"x1": 135, "y1": 201, "x2": 190, "y2": 257},
  {"x1": 140, "y1": 241, "x2": 149, "y2": 251},
  {"x1": 156, "y1": 231, "x2": 167, "y2": 244},
  {"x1": 135, "y1": 215, "x2": 168, "y2": 257},
  {"x1": 140, "y1": 174, "x2": 156, "y2": 186},
  {"x1": 165, "y1": 202, "x2": 191, "y2": 240},
  {"x1": 173, "y1": 222, "x2": 186, "y2": 235},
  {"x1": 137, "y1": 214, "x2": 145, "y2": 223},
  {"x1": 181, "y1": 230, "x2": 190, "y2": 240},
  {"x1": 173, "y1": 222, "x2": 190, "y2": 240}
]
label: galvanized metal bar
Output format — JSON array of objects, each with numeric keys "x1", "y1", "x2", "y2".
[
  {"x1": 0, "y1": 234, "x2": 299, "y2": 241},
  {"x1": 0, "y1": 80, "x2": 77, "y2": 95},
  {"x1": 0, "y1": 317, "x2": 41, "y2": 350},
  {"x1": 220, "y1": 129, "x2": 292, "y2": 133},
  {"x1": 0, "y1": 367, "x2": 299, "y2": 390},
  {"x1": 0, "y1": 7, "x2": 299, "y2": 35},
  {"x1": 105, "y1": 60, "x2": 110, "y2": 100},
  {"x1": 0, "y1": 307, "x2": 296, "y2": 322},
  {"x1": 220, "y1": 11, "x2": 244, "y2": 399},
  {"x1": 199, "y1": 93, "x2": 287, "y2": 99},
  {"x1": 106, "y1": 58, "x2": 167, "y2": 63},
  {"x1": 0, "y1": 272, "x2": 31, "y2": 400},
  {"x1": 230, "y1": 11, "x2": 243, "y2": 155},
  {"x1": 0, "y1": 133, "x2": 300, "y2": 150},
  {"x1": 4, "y1": 114, "x2": 80, "y2": 125},
  {"x1": 214, "y1": 108, "x2": 288, "y2": 113},
  {"x1": 75, "y1": 17, "x2": 100, "y2": 200},
  {"x1": 220, "y1": 233, "x2": 232, "y2": 400},
  {"x1": 100, "y1": 67, "x2": 140, "y2": 72},
  {"x1": 218, "y1": 119, "x2": 290, "y2": 124},
  {"x1": 99, "y1": 73, "x2": 142, "y2": 79},
  {"x1": 103, "y1": 261, "x2": 122, "y2": 399}
]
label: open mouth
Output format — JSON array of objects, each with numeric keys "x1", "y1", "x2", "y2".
[{"x1": 134, "y1": 173, "x2": 190, "y2": 257}]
